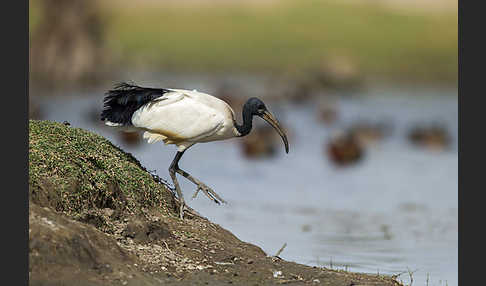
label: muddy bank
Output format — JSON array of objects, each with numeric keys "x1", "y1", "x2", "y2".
[{"x1": 29, "y1": 120, "x2": 402, "y2": 285}]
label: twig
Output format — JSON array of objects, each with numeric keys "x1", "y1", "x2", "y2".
[
  {"x1": 406, "y1": 267, "x2": 418, "y2": 286},
  {"x1": 163, "y1": 241, "x2": 172, "y2": 252},
  {"x1": 215, "y1": 262, "x2": 234, "y2": 265},
  {"x1": 274, "y1": 243, "x2": 287, "y2": 257},
  {"x1": 276, "y1": 279, "x2": 298, "y2": 284}
]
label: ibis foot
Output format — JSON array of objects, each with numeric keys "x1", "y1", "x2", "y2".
[
  {"x1": 191, "y1": 183, "x2": 227, "y2": 205},
  {"x1": 175, "y1": 167, "x2": 227, "y2": 205}
]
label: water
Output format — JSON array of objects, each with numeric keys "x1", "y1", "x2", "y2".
[{"x1": 34, "y1": 84, "x2": 458, "y2": 286}]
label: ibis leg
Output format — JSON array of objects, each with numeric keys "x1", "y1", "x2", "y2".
[
  {"x1": 169, "y1": 151, "x2": 223, "y2": 219},
  {"x1": 169, "y1": 151, "x2": 198, "y2": 219}
]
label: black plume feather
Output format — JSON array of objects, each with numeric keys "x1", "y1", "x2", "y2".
[{"x1": 100, "y1": 82, "x2": 171, "y2": 125}]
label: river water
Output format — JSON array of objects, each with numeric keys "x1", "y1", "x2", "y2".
[{"x1": 33, "y1": 83, "x2": 457, "y2": 286}]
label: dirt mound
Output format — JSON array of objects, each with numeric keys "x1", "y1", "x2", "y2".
[{"x1": 29, "y1": 120, "x2": 402, "y2": 285}]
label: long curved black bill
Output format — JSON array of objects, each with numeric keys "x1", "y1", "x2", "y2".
[{"x1": 260, "y1": 110, "x2": 289, "y2": 153}]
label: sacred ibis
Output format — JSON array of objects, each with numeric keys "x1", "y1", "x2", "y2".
[{"x1": 101, "y1": 82, "x2": 289, "y2": 219}]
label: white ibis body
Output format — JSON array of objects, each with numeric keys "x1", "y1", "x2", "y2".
[{"x1": 101, "y1": 82, "x2": 289, "y2": 219}]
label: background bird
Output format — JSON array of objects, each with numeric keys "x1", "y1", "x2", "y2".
[{"x1": 101, "y1": 82, "x2": 289, "y2": 219}]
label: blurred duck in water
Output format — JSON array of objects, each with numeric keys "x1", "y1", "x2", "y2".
[
  {"x1": 348, "y1": 120, "x2": 393, "y2": 148},
  {"x1": 240, "y1": 121, "x2": 292, "y2": 159},
  {"x1": 408, "y1": 124, "x2": 450, "y2": 151},
  {"x1": 326, "y1": 130, "x2": 364, "y2": 166}
]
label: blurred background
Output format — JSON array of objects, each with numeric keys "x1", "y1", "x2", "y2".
[{"x1": 29, "y1": 0, "x2": 457, "y2": 285}]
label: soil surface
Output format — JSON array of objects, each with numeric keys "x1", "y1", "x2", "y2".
[{"x1": 29, "y1": 120, "x2": 402, "y2": 286}]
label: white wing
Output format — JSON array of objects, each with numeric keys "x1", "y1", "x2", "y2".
[{"x1": 131, "y1": 90, "x2": 226, "y2": 143}]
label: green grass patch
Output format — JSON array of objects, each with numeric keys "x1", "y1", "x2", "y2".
[
  {"x1": 29, "y1": 120, "x2": 177, "y2": 217},
  {"x1": 103, "y1": 0, "x2": 457, "y2": 83},
  {"x1": 29, "y1": 0, "x2": 457, "y2": 84}
]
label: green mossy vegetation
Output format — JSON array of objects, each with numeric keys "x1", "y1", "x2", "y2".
[
  {"x1": 30, "y1": 0, "x2": 457, "y2": 85},
  {"x1": 102, "y1": 0, "x2": 457, "y2": 84},
  {"x1": 28, "y1": 120, "x2": 177, "y2": 218}
]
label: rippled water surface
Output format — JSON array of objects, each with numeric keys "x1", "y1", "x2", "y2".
[{"x1": 35, "y1": 85, "x2": 458, "y2": 286}]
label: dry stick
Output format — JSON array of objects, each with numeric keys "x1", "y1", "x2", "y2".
[
  {"x1": 163, "y1": 241, "x2": 172, "y2": 252},
  {"x1": 274, "y1": 243, "x2": 287, "y2": 257},
  {"x1": 407, "y1": 267, "x2": 418, "y2": 286}
]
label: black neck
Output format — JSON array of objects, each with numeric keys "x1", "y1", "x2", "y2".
[{"x1": 235, "y1": 106, "x2": 253, "y2": 136}]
